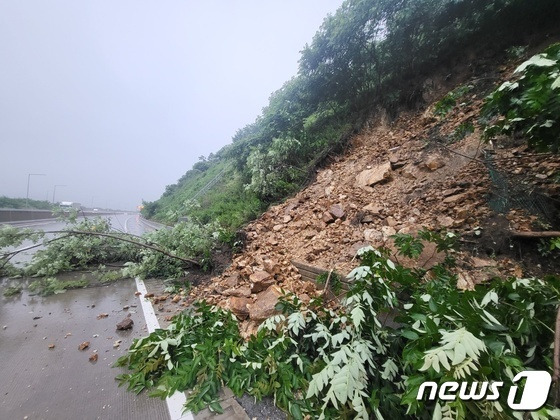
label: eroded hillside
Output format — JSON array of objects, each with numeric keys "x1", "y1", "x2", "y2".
[{"x1": 183, "y1": 57, "x2": 560, "y2": 336}]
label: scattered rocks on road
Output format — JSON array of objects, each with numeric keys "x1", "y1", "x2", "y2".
[
  {"x1": 78, "y1": 341, "x2": 90, "y2": 351},
  {"x1": 116, "y1": 316, "x2": 134, "y2": 330}
]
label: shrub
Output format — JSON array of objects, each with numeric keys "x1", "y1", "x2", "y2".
[
  {"x1": 115, "y1": 231, "x2": 560, "y2": 419},
  {"x1": 482, "y1": 43, "x2": 560, "y2": 152}
]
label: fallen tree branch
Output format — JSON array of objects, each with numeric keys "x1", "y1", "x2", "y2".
[
  {"x1": 1, "y1": 230, "x2": 200, "y2": 268},
  {"x1": 62, "y1": 230, "x2": 201, "y2": 267},
  {"x1": 511, "y1": 231, "x2": 560, "y2": 239}
]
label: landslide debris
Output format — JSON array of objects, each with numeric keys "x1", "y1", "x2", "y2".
[{"x1": 173, "y1": 63, "x2": 560, "y2": 336}]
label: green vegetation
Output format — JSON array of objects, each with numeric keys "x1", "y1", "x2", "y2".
[
  {"x1": 0, "y1": 196, "x2": 53, "y2": 210},
  {"x1": 28, "y1": 276, "x2": 88, "y2": 296},
  {"x1": 482, "y1": 43, "x2": 560, "y2": 152},
  {"x1": 24, "y1": 218, "x2": 139, "y2": 277},
  {"x1": 116, "y1": 232, "x2": 560, "y2": 419},
  {"x1": 143, "y1": 0, "x2": 560, "y2": 232},
  {"x1": 0, "y1": 215, "x2": 227, "y2": 281},
  {"x1": 3, "y1": 285, "x2": 22, "y2": 297},
  {"x1": 434, "y1": 85, "x2": 474, "y2": 117}
]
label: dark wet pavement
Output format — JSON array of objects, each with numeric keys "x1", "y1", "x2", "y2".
[{"x1": 0, "y1": 279, "x2": 169, "y2": 420}]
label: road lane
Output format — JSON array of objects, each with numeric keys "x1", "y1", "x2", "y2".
[
  {"x1": 0, "y1": 279, "x2": 169, "y2": 420},
  {"x1": 0, "y1": 213, "x2": 176, "y2": 419}
]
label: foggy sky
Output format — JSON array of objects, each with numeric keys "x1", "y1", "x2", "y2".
[{"x1": 0, "y1": 1, "x2": 343, "y2": 210}]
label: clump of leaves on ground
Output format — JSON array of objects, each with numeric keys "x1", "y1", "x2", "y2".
[
  {"x1": 28, "y1": 276, "x2": 89, "y2": 296},
  {"x1": 115, "y1": 231, "x2": 560, "y2": 419}
]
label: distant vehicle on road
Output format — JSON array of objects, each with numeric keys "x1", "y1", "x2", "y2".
[
  {"x1": 59, "y1": 201, "x2": 82, "y2": 212},
  {"x1": 93, "y1": 208, "x2": 99, "y2": 212}
]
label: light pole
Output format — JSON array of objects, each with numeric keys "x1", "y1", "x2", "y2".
[
  {"x1": 52, "y1": 184, "x2": 67, "y2": 204},
  {"x1": 26, "y1": 173, "x2": 46, "y2": 208}
]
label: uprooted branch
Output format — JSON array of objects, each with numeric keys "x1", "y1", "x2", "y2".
[{"x1": 1, "y1": 230, "x2": 200, "y2": 268}]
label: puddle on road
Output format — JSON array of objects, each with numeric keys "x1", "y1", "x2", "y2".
[{"x1": 0, "y1": 278, "x2": 169, "y2": 420}]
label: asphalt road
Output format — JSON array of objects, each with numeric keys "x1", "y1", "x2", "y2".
[
  {"x1": 0, "y1": 214, "x2": 174, "y2": 420},
  {"x1": 0, "y1": 279, "x2": 170, "y2": 420},
  {"x1": 0, "y1": 214, "x2": 253, "y2": 420}
]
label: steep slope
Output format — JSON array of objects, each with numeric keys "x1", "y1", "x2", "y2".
[{"x1": 186, "y1": 53, "x2": 560, "y2": 336}]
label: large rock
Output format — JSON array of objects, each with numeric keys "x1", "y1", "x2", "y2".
[
  {"x1": 228, "y1": 296, "x2": 252, "y2": 320},
  {"x1": 247, "y1": 286, "x2": 282, "y2": 321},
  {"x1": 355, "y1": 162, "x2": 392, "y2": 187},
  {"x1": 249, "y1": 270, "x2": 274, "y2": 293}
]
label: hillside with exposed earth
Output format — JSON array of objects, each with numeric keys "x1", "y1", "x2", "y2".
[{"x1": 169, "y1": 48, "x2": 560, "y2": 337}]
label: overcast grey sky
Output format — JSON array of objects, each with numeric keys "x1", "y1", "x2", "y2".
[{"x1": 0, "y1": 1, "x2": 343, "y2": 210}]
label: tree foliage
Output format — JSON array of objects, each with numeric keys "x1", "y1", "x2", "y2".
[
  {"x1": 116, "y1": 232, "x2": 560, "y2": 419},
  {"x1": 144, "y1": 0, "x2": 560, "y2": 229},
  {"x1": 482, "y1": 43, "x2": 560, "y2": 152}
]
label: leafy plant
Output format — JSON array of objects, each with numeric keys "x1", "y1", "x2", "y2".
[
  {"x1": 24, "y1": 218, "x2": 138, "y2": 277},
  {"x1": 115, "y1": 231, "x2": 560, "y2": 419},
  {"x1": 28, "y1": 276, "x2": 88, "y2": 296},
  {"x1": 434, "y1": 85, "x2": 474, "y2": 117},
  {"x1": 3, "y1": 285, "x2": 22, "y2": 297},
  {"x1": 452, "y1": 121, "x2": 475, "y2": 142},
  {"x1": 316, "y1": 271, "x2": 343, "y2": 295},
  {"x1": 482, "y1": 43, "x2": 560, "y2": 152}
]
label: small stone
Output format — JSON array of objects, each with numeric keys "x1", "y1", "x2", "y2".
[
  {"x1": 89, "y1": 353, "x2": 99, "y2": 362},
  {"x1": 48, "y1": 344, "x2": 55, "y2": 349},
  {"x1": 364, "y1": 229, "x2": 383, "y2": 242},
  {"x1": 96, "y1": 313, "x2": 109, "y2": 320},
  {"x1": 424, "y1": 156, "x2": 445, "y2": 171},
  {"x1": 322, "y1": 211, "x2": 335, "y2": 224},
  {"x1": 363, "y1": 203, "x2": 383, "y2": 214},
  {"x1": 116, "y1": 317, "x2": 134, "y2": 330},
  {"x1": 437, "y1": 216, "x2": 454, "y2": 228},
  {"x1": 328, "y1": 204, "x2": 345, "y2": 219},
  {"x1": 78, "y1": 341, "x2": 90, "y2": 351}
]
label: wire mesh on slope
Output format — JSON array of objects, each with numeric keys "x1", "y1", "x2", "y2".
[{"x1": 483, "y1": 150, "x2": 558, "y2": 227}]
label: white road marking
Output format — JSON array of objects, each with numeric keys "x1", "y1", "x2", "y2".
[
  {"x1": 135, "y1": 277, "x2": 194, "y2": 420},
  {"x1": 124, "y1": 216, "x2": 133, "y2": 234}
]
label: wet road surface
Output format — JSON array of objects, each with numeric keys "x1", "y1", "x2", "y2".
[
  {"x1": 1, "y1": 214, "x2": 249, "y2": 420},
  {"x1": 0, "y1": 214, "x2": 172, "y2": 419},
  {"x1": 0, "y1": 279, "x2": 169, "y2": 420}
]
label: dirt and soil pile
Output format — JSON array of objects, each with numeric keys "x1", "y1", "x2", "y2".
[{"x1": 161, "y1": 60, "x2": 560, "y2": 337}]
